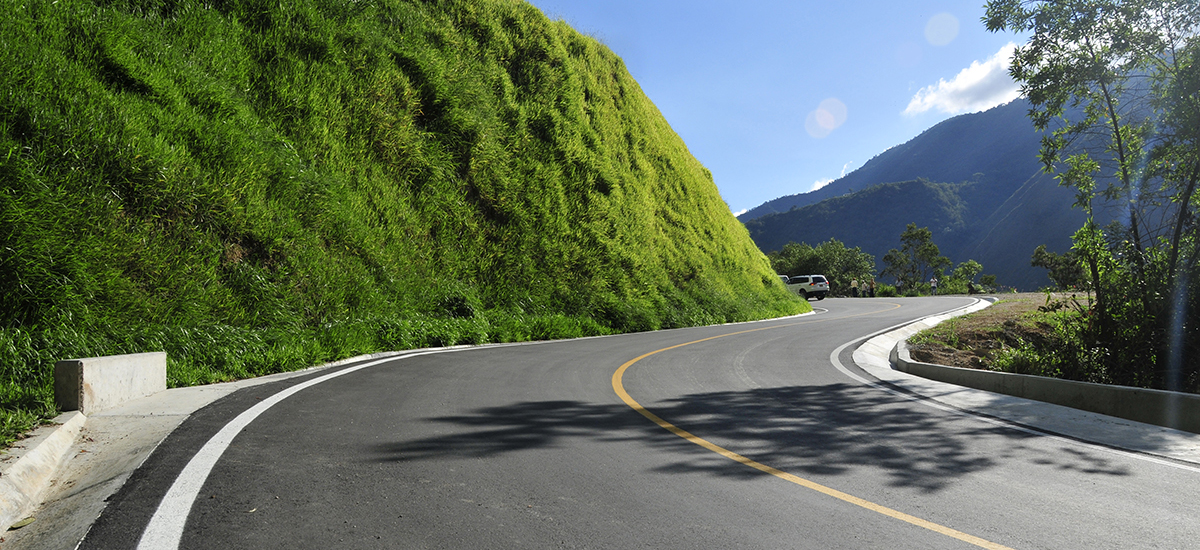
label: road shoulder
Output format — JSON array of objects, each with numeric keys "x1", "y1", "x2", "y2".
[{"x1": 852, "y1": 299, "x2": 1200, "y2": 468}]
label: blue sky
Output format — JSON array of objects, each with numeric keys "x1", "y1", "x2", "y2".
[{"x1": 524, "y1": 1, "x2": 1029, "y2": 215}]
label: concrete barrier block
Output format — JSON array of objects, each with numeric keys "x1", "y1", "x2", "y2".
[{"x1": 54, "y1": 352, "x2": 167, "y2": 415}]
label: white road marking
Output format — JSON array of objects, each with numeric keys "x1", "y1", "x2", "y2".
[
  {"x1": 136, "y1": 349, "x2": 455, "y2": 550},
  {"x1": 828, "y1": 301, "x2": 1200, "y2": 475}
]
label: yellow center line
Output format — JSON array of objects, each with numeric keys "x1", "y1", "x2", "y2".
[{"x1": 611, "y1": 307, "x2": 1015, "y2": 550}]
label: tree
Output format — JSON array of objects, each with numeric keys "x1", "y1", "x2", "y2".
[
  {"x1": 1031, "y1": 244, "x2": 1087, "y2": 289},
  {"x1": 768, "y1": 239, "x2": 875, "y2": 295},
  {"x1": 880, "y1": 223, "x2": 951, "y2": 289},
  {"x1": 951, "y1": 259, "x2": 983, "y2": 284},
  {"x1": 769, "y1": 242, "x2": 815, "y2": 277},
  {"x1": 986, "y1": 0, "x2": 1200, "y2": 391},
  {"x1": 936, "y1": 259, "x2": 987, "y2": 294}
]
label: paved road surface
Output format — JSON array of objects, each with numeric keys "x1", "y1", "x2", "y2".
[{"x1": 75, "y1": 298, "x2": 1200, "y2": 549}]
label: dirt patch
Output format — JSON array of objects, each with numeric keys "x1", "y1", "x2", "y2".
[{"x1": 907, "y1": 293, "x2": 1078, "y2": 370}]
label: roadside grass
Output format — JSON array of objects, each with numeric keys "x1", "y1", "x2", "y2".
[
  {"x1": 908, "y1": 292, "x2": 1138, "y2": 388},
  {"x1": 0, "y1": 0, "x2": 806, "y2": 448},
  {"x1": 907, "y1": 295, "x2": 1040, "y2": 370}
]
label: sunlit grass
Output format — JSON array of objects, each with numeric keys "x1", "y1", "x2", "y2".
[{"x1": 0, "y1": 0, "x2": 806, "y2": 446}]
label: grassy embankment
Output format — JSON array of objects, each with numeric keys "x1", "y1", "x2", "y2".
[
  {"x1": 909, "y1": 293, "x2": 1198, "y2": 392},
  {"x1": 0, "y1": 0, "x2": 805, "y2": 446}
]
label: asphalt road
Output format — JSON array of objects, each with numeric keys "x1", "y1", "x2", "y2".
[{"x1": 78, "y1": 297, "x2": 1200, "y2": 549}]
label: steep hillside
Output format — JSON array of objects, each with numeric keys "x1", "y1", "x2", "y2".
[
  {"x1": 738, "y1": 99, "x2": 1045, "y2": 221},
  {"x1": 0, "y1": 0, "x2": 803, "y2": 442}
]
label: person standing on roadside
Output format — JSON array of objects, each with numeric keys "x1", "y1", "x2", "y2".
[
  {"x1": 869, "y1": 278, "x2": 876, "y2": 297},
  {"x1": 851, "y1": 278, "x2": 859, "y2": 297},
  {"x1": 930, "y1": 277, "x2": 938, "y2": 295}
]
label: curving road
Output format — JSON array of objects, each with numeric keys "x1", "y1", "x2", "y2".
[{"x1": 79, "y1": 298, "x2": 1200, "y2": 549}]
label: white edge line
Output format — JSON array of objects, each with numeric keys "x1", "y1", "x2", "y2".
[
  {"x1": 136, "y1": 349, "x2": 452, "y2": 550},
  {"x1": 134, "y1": 307, "x2": 824, "y2": 547},
  {"x1": 827, "y1": 300, "x2": 1200, "y2": 475},
  {"x1": 132, "y1": 301, "x2": 988, "y2": 549}
]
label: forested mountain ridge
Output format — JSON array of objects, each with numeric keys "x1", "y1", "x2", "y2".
[
  {"x1": 740, "y1": 100, "x2": 1104, "y2": 289},
  {"x1": 738, "y1": 99, "x2": 1047, "y2": 222},
  {"x1": 0, "y1": 0, "x2": 802, "y2": 442}
]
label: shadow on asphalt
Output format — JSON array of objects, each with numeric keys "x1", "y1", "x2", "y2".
[{"x1": 372, "y1": 382, "x2": 1131, "y2": 492}]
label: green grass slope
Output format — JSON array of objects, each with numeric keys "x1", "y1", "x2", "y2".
[{"x1": 0, "y1": 0, "x2": 804, "y2": 444}]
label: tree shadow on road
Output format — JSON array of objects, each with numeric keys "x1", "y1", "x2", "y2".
[{"x1": 372, "y1": 382, "x2": 1131, "y2": 492}]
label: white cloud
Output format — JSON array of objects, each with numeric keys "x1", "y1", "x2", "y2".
[
  {"x1": 733, "y1": 208, "x2": 748, "y2": 217},
  {"x1": 904, "y1": 42, "x2": 1021, "y2": 116},
  {"x1": 810, "y1": 162, "x2": 854, "y2": 192}
]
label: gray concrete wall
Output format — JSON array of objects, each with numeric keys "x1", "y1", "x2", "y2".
[
  {"x1": 0, "y1": 412, "x2": 85, "y2": 531},
  {"x1": 892, "y1": 341, "x2": 1200, "y2": 434},
  {"x1": 54, "y1": 352, "x2": 167, "y2": 415}
]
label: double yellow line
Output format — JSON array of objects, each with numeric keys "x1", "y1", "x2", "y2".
[{"x1": 611, "y1": 320, "x2": 1014, "y2": 550}]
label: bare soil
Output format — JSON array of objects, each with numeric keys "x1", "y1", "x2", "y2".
[{"x1": 907, "y1": 293, "x2": 1071, "y2": 369}]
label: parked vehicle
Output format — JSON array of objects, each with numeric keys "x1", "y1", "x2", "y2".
[{"x1": 785, "y1": 275, "x2": 829, "y2": 300}]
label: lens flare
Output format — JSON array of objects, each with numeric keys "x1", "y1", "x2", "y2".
[
  {"x1": 925, "y1": 13, "x2": 959, "y2": 46},
  {"x1": 805, "y1": 98, "x2": 847, "y2": 138}
]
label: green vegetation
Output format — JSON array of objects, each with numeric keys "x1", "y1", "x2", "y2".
[
  {"x1": 987, "y1": 296, "x2": 1110, "y2": 383},
  {"x1": 880, "y1": 223, "x2": 951, "y2": 292},
  {"x1": 742, "y1": 167, "x2": 1074, "y2": 291},
  {"x1": 877, "y1": 224, "x2": 990, "y2": 295},
  {"x1": 766, "y1": 239, "x2": 875, "y2": 296},
  {"x1": 0, "y1": 0, "x2": 804, "y2": 446},
  {"x1": 1030, "y1": 245, "x2": 1085, "y2": 290},
  {"x1": 988, "y1": 0, "x2": 1200, "y2": 392},
  {"x1": 909, "y1": 293, "x2": 1115, "y2": 384},
  {"x1": 768, "y1": 228, "x2": 992, "y2": 298}
]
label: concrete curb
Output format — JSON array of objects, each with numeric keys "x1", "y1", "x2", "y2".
[
  {"x1": 0, "y1": 411, "x2": 86, "y2": 531},
  {"x1": 852, "y1": 298, "x2": 1200, "y2": 465},
  {"x1": 0, "y1": 350, "x2": 406, "y2": 533},
  {"x1": 893, "y1": 339, "x2": 1200, "y2": 434}
]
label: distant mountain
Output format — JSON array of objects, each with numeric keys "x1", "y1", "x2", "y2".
[
  {"x1": 739, "y1": 99, "x2": 1045, "y2": 221},
  {"x1": 741, "y1": 100, "x2": 1105, "y2": 290}
]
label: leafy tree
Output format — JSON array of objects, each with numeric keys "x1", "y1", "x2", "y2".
[
  {"x1": 880, "y1": 223, "x2": 951, "y2": 290},
  {"x1": 937, "y1": 259, "x2": 986, "y2": 294},
  {"x1": 951, "y1": 260, "x2": 983, "y2": 284},
  {"x1": 986, "y1": 0, "x2": 1200, "y2": 391},
  {"x1": 1031, "y1": 244, "x2": 1087, "y2": 289},
  {"x1": 769, "y1": 242, "x2": 817, "y2": 277},
  {"x1": 769, "y1": 239, "x2": 875, "y2": 295}
]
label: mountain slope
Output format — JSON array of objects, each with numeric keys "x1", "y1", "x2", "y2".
[
  {"x1": 0, "y1": 0, "x2": 803, "y2": 441},
  {"x1": 738, "y1": 99, "x2": 1045, "y2": 222},
  {"x1": 743, "y1": 174, "x2": 1086, "y2": 290},
  {"x1": 739, "y1": 99, "x2": 1112, "y2": 290}
]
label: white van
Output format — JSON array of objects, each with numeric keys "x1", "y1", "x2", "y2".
[{"x1": 785, "y1": 275, "x2": 829, "y2": 300}]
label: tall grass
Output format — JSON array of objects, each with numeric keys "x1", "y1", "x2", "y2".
[{"x1": 0, "y1": 0, "x2": 805, "y2": 446}]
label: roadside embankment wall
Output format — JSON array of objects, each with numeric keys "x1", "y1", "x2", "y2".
[{"x1": 892, "y1": 341, "x2": 1200, "y2": 434}]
